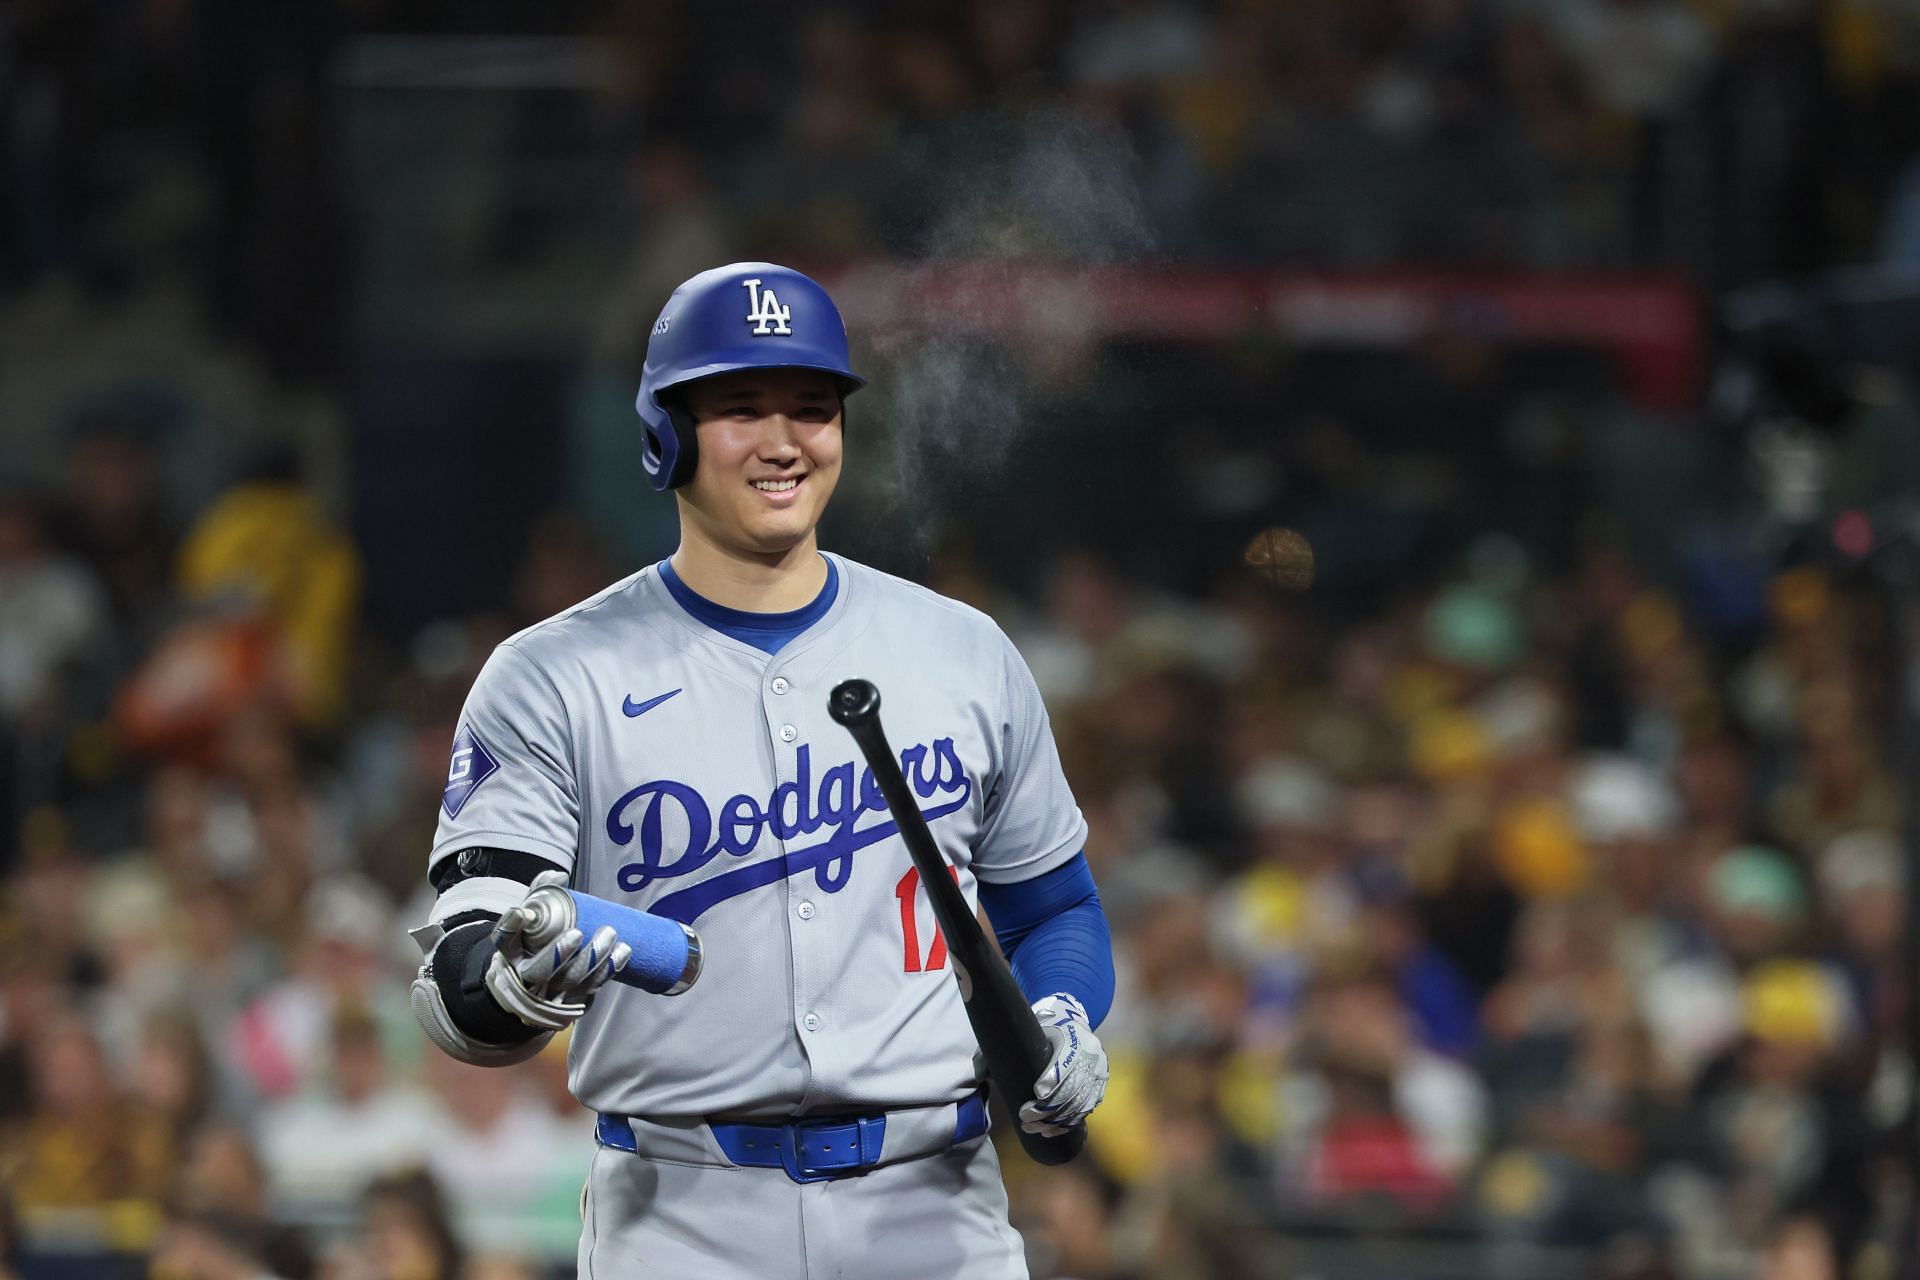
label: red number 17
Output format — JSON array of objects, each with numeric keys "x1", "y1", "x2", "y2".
[{"x1": 895, "y1": 865, "x2": 959, "y2": 972}]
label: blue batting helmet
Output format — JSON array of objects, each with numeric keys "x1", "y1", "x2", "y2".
[{"x1": 634, "y1": 262, "x2": 866, "y2": 491}]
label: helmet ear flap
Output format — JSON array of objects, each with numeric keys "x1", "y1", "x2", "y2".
[
  {"x1": 662, "y1": 402, "x2": 699, "y2": 490},
  {"x1": 641, "y1": 423, "x2": 667, "y2": 480}
]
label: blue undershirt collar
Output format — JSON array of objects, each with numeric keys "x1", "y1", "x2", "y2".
[{"x1": 656, "y1": 555, "x2": 839, "y2": 655}]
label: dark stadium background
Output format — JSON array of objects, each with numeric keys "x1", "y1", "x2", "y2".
[{"x1": 4, "y1": 2, "x2": 1920, "y2": 1279}]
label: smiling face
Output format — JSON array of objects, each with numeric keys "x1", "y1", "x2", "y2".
[{"x1": 673, "y1": 367, "x2": 844, "y2": 561}]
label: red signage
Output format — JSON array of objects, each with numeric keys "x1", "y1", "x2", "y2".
[{"x1": 822, "y1": 264, "x2": 1700, "y2": 411}]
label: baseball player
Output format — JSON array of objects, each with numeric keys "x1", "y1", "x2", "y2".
[{"x1": 408, "y1": 263, "x2": 1115, "y2": 1278}]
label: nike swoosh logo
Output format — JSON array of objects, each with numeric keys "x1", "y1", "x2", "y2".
[{"x1": 623, "y1": 689, "x2": 682, "y2": 718}]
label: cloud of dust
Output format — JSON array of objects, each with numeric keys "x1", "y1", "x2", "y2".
[{"x1": 856, "y1": 106, "x2": 1156, "y2": 553}]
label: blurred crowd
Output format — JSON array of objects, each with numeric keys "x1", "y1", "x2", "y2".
[
  {"x1": 588, "y1": 0, "x2": 1920, "y2": 288},
  {"x1": 6, "y1": 2, "x2": 1920, "y2": 1280},
  {"x1": 0, "y1": 421, "x2": 605, "y2": 1278},
  {"x1": 1, "y1": 404, "x2": 1914, "y2": 1280},
  {"x1": 987, "y1": 543, "x2": 1912, "y2": 1280},
  {"x1": 10, "y1": 0, "x2": 1920, "y2": 349}
]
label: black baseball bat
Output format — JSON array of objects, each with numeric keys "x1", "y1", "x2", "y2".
[{"x1": 829, "y1": 678, "x2": 1085, "y2": 1166}]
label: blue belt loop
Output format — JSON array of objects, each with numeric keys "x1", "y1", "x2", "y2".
[
  {"x1": 595, "y1": 1113, "x2": 637, "y2": 1153},
  {"x1": 857, "y1": 1114, "x2": 886, "y2": 1165},
  {"x1": 954, "y1": 1091, "x2": 989, "y2": 1143}
]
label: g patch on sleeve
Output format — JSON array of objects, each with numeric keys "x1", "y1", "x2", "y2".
[{"x1": 442, "y1": 723, "x2": 501, "y2": 818}]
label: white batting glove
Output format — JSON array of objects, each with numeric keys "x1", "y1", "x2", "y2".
[
  {"x1": 1019, "y1": 993, "x2": 1108, "y2": 1137},
  {"x1": 485, "y1": 872, "x2": 632, "y2": 1032}
]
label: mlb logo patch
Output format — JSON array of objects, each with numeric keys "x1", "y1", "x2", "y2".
[{"x1": 443, "y1": 724, "x2": 501, "y2": 818}]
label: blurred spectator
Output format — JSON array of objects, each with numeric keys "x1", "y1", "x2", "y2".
[
  {"x1": 1280, "y1": 970, "x2": 1488, "y2": 1213},
  {"x1": 149, "y1": 1210, "x2": 310, "y2": 1280},
  {"x1": 175, "y1": 451, "x2": 361, "y2": 731},
  {"x1": 324, "y1": 1171, "x2": 462, "y2": 1280},
  {"x1": 0, "y1": 489, "x2": 109, "y2": 728},
  {"x1": 1759, "y1": 1215, "x2": 1844, "y2": 1280},
  {"x1": 1, "y1": 1016, "x2": 170, "y2": 1251},
  {"x1": 233, "y1": 773, "x2": 345, "y2": 948},
  {"x1": 1768, "y1": 690, "x2": 1898, "y2": 855},
  {"x1": 164, "y1": 1123, "x2": 317, "y2": 1278},
  {"x1": 0, "y1": 1191, "x2": 19, "y2": 1280},
  {"x1": 85, "y1": 861, "x2": 192, "y2": 1068},
  {"x1": 114, "y1": 617, "x2": 294, "y2": 785},
  {"x1": 1107, "y1": 886, "x2": 1243, "y2": 1058},
  {"x1": 175, "y1": 875, "x2": 283, "y2": 1088},
  {"x1": 125, "y1": 1013, "x2": 216, "y2": 1178},
  {"x1": 420, "y1": 1053, "x2": 587, "y2": 1262},
  {"x1": 1016, "y1": 549, "x2": 1142, "y2": 705},
  {"x1": 50, "y1": 404, "x2": 179, "y2": 629},
  {"x1": 1485, "y1": 899, "x2": 1627, "y2": 1054},
  {"x1": 230, "y1": 875, "x2": 412, "y2": 1101},
  {"x1": 1675, "y1": 959, "x2": 1872, "y2": 1267},
  {"x1": 1019, "y1": 1166, "x2": 1124, "y2": 1280},
  {"x1": 176, "y1": 1122, "x2": 274, "y2": 1219},
  {"x1": 1547, "y1": 0, "x2": 1711, "y2": 117},
  {"x1": 1637, "y1": 845, "x2": 1812, "y2": 1090},
  {"x1": 0, "y1": 832, "x2": 93, "y2": 1068},
  {"x1": 0, "y1": 489, "x2": 111, "y2": 867},
  {"x1": 1814, "y1": 829, "x2": 1902, "y2": 1036},
  {"x1": 1481, "y1": 1015, "x2": 1674, "y2": 1251},
  {"x1": 254, "y1": 1003, "x2": 435, "y2": 1221},
  {"x1": 1129, "y1": 1039, "x2": 1275, "y2": 1277},
  {"x1": 1215, "y1": 753, "x2": 1352, "y2": 1017},
  {"x1": 1357, "y1": 886, "x2": 1482, "y2": 1059},
  {"x1": 1416, "y1": 828, "x2": 1523, "y2": 1005}
]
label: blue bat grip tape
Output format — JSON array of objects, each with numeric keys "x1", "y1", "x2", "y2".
[{"x1": 565, "y1": 889, "x2": 692, "y2": 994}]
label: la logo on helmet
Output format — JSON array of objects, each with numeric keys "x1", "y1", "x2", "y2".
[{"x1": 742, "y1": 278, "x2": 793, "y2": 336}]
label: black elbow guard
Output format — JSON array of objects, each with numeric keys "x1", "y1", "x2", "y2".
[{"x1": 431, "y1": 915, "x2": 541, "y2": 1047}]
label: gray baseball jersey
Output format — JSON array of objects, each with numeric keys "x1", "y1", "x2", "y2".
[{"x1": 427, "y1": 552, "x2": 1087, "y2": 1120}]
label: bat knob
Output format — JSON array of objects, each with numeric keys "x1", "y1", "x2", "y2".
[{"x1": 829, "y1": 679, "x2": 880, "y2": 726}]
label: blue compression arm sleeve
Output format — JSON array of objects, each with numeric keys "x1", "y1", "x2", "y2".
[{"x1": 977, "y1": 852, "x2": 1115, "y2": 1027}]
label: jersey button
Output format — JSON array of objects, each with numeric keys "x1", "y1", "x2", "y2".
[
  {"x1": 796, "y1": 901, "x2": 815, "y2": 920},
  {"x1": 771, "y1": 677, "x2": 790, "y2": 695},
  {"x1": 803, "y1": 1013, "x2": 821, "y2": 1032},
  {"x1": 779, "y1": 724, "x2": 798, "y2": 743}
]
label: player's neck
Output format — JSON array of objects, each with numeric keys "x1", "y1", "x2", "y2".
[{"x1": 669, "y1": 536, "x2": 828, "y2": 613}]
